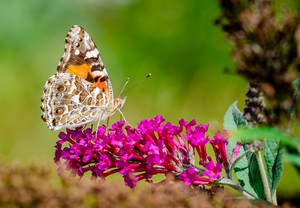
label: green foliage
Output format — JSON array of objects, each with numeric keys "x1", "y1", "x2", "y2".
[
  {"x1": 284, "y1": 153, "x2": 300, "y2": 168},
  {"x1": 263, "y1": 139, "x2": 284, "y2": 195},
  {"x1": 292, "y1": 78, "x2": 300, "y2": 99},
  {"x1": 223, "y1": 101, "x2": 248, "y2": 131},
  {"x1": 233, "y1": 128, "x2": 299, "y2": 149},
  {"x1": 223, "y1": 102, "x2": 298, "y2": 201},
  {"x1": 224, "y1": 101, "x2": 264, "y2": 199},
  {"x1": 288, "y1": 77, "x2": 300, "y2": 119}
]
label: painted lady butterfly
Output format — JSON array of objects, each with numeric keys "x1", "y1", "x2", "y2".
[{"x1": 41, "y1": 25, "x2": 126, "y2": 131}]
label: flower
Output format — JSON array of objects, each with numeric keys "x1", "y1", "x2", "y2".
[
  {"x1": 203, "y1": 161, "x2": 222, "y2": 179},
  {"x1": 54, "y1": 116, "x2": 228, "y2": 189},
  {"x1": 230, "y1": 141, "x2": 243, "y2": 165},
  {"x1": 179, "y1": 168, "x2": 214, "y2": 185},
  {"x1": 210, "y1": 130, "x2": 230, "y2": 176}
]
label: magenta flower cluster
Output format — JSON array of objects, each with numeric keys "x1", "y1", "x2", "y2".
[{"x1": 54, "y1": 116, "x2": 229, "y2": 188}]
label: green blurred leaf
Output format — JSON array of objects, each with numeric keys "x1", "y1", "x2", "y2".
[
  {"x1": 224, "y1": 101, "x2": 264, "y2": 199},
  {"x1": 284, "y1": 153, "x2": 300, "y2": 167},
  {"x1": 263, "y1": 138, "x2": 284, "y2": 195},
  {"x1": 233, "y1": 127, "x2": 299, "y2": 149},
  {"x1": 289, "y1": 77, "x2": 300, "y2": 118},
  {"x1": 292, "y1": 77, "x2": 300, "y2": 98}
]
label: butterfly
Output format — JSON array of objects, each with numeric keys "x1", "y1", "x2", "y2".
[{"x1": 41, "y1": 25, "x2": 126, "y2": 131}]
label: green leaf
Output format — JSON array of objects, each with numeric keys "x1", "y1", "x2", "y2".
[
  {"x1": 284, "y1": 153, "x2": 300, "y2": 167},
  {"x1": 224, "y1": 101, "x2": 247, "y2": 161},
  {"x1": 289, "y1": 77, "x2": 300, "y2": 118},
  {"x1": 246, "y1": 153, "x2": 264, "y2": 199},
  {"x1": 292, "y1": 77, "x2": 300, "y2": 98},
  {"x1": 224, "y1": 101, "x2": 264, "y2": 199},
  {"x1": 264, "y1": 138, "x2": 284, "y2": 195},
  {"x1": 233, "y1": 127, "x2": 299, "y2": 149},
  {"x1": 218, "y1": 178, "x2": 240, "y2": 186},
  {"x1": 223, "y1": 101, "x2": 247, "y2": 131}
]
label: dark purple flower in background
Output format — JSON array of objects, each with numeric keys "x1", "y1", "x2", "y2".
[{"x1": 54, "y1": 116, "x2": 230, "y2": 189}]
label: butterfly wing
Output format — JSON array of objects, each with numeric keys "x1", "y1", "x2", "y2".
[
  {"x1": 41, "y1": 73, "x2": 109, "y2": 131},
  {"x1": 41, "y1": 25, "x2": 125, "y2": 131},
  {"x1": 57, "y1": 25, "x2": 113, "y2": 101}
]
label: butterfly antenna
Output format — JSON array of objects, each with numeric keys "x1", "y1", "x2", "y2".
[
  {"x1": 118, "y1": 78, "x2": 130, "y2": 98},
  {"x1": 120, "y1": 73, "x2": 151, "y2": 97}
]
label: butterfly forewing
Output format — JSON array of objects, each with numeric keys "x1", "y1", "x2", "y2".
[{"x1": 57, "y1": 25, "x2": 113, "y2": 100}]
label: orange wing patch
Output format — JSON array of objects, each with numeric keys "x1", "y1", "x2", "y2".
[
  {"x1": 66, "y1": 64, "x2": 107, "y2": 94},
  {"x1": 66, "y1": 64, "x2": 91, "y2": 79}
]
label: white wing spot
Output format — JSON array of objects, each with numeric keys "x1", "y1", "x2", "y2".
[
  {"x1": 92, "y1": 71, "x2": 102, "y2": 76},
  {"x1": 75, "y1": 49, "x2": 80, "y2": 55},
  {"x1": 91, "y1": 48, "x2": 99, "y2": 57},
  {"x1": 86, "y1": 48, "x2": 99, "y2": 58},
  {"x1": 86, "y1": 51, "x2": 92, "y2": 58}
]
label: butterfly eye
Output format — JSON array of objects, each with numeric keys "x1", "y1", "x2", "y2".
[{"x1": 55, "y1": 108, "x2": 64, "y2": 115}]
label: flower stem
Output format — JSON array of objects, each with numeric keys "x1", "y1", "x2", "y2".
[
  {"x1": 217, "y1": 178, "x2": 257, "y2": 200},
  {"x1": 272, "y1": 190, "x2": 277, "y2": 206},
  {"x1": 255, "y1": 150, "x2": 272, "y2": 203}
]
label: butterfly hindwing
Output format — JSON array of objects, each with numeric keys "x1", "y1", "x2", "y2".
[{"x1": 41, "y1": 73, "x2": 107, "y2": 130}]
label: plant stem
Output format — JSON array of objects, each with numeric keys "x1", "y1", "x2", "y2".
[
  {"x1": 217, "y1": 178, "x2": 257, "y2": 200},
  {"x1": 255, "y1": 150, "x2": 272, "y2": 203},
  {"x1": 272, "y1": 190, "x2": 277, "y2": 206}
]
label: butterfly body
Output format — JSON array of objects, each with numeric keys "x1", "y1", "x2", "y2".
[{"x1": 41, "y1": 25, "x2": 126, "y2": 130}]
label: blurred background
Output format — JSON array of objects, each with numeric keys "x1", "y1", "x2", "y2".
[{"x1": 0, "y1": 0, "x2": 299, "y2": 201}]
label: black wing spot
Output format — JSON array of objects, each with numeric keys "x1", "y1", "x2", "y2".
[
  {"x1": 85, "y1": 73, "x2": 95, "y2": 82},
  {"x1": 85, "y1": 57, "x2": 98, "y2": 63},
  {"x1": 100, "y1": 76, "x2": 108, "y2": 82},
  {"x1": 91, "y1": 64, "x2": 103, "y2": 72},
  {"x1": 94, "y1": 76, "x2": 100, "y2": 82}
]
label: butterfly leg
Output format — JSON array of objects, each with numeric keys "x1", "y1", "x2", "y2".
[
  {"x1": 106, "y1": 117, "x2": 110, "y2": 134},
  {"x1": 118, "y1": 109, "x2": 134, "y2": 128},
  {"x1": 95, "y1": 112, "x2": 104, "y2": 138},
  {"x1": 106, "y1": 117, "x2": 110, "y2": 127}
]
